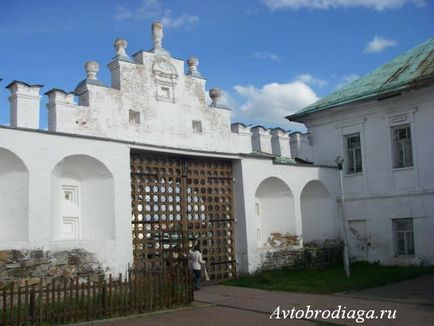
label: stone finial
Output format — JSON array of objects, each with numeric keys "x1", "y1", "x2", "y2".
[
  {"x1": 209, "y1": 88, "x2": 221, "y2": 105},
  {"x1": 114, "y1": 38, "x2": 128, "y2": 57},
  {"x1": 85, "y1": 61, "x2": 99, "y2": 80},
  {"x1": 187, "y1": 57, "x2": 202, "y2": 77},
  {"x1": 209, "y1": 88, "x2": 231, "y2": 110},
  {"x1": 152, "y1": 21, "x2": 163, "y2": 49},
  {"x1": 150, "y1": 21, "x2": 170, "y2": 56}
]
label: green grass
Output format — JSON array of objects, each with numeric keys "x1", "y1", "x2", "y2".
[{"x1": 225, "y1": 262, "x2": 434, "y2": 294}]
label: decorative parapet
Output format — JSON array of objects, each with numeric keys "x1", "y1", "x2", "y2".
[
  {"x1": 2, "y1": 22, "x2": 234, "y2": 152},
  {"x1": 45, "y1": 89, "x2": 76, "y2": 107},
  {"x1": 6, "y1": 80, "x2": 43, "y2": 129},
  {"x1": 270, "y1": 128, "x2": 291, "y2": 157},
  {"x1": 230, "y1": 123, "x2": 253, "y2": 153},
  {"x1": 289, "y1": 131, "x2": 312, "y2": 161},
  {"x1": 231, "y1": 122, "x2": 251, "y2": 135},
  {"x1": 251, "y1": 125, "x2": 272, "y2": 154},
  {"x1": 45, "y1": 88, "x2": 88, "y2": 132}
]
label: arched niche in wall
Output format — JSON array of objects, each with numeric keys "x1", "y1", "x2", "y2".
[
  {"x1": 300, "y1": 180, "x2": 337, "y2": 244},
  {"x1": 50, "y1": 155, "x2": 114, "y2": 241},
  {"x1": 0, "y1": 148, "x2": 29, "y2": 241},
  {"x1": 254, "y1": 177, "x2": 295, "y2": 248}
]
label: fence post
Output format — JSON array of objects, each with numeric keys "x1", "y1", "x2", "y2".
[
  {"x1": 29, "y1": 284, "x2": 35, "y2": 324},
  {"x1": 2, "y1": 287, "x2": 6, "y2": 326},
  {"x1": 108, "y1": 274, "x2": 112, "y2": 318},
  {"x1": 101, "y1": 278, "x2": 106, "y2": 318},
  {"x1": 9, "y1": 282, "x2": 14, "y2": 325}
]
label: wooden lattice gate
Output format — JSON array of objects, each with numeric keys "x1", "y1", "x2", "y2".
[{"x1": 130, "y1": 151, "x2": 236, "y2": 282}]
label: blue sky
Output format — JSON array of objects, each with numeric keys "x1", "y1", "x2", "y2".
[{"x1": 0, "y1": 0, "x2": 432, "y2": 131}]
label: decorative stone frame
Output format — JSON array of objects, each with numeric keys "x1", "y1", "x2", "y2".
[
  {"x1": 152, "y1": 57, "x2": 178, "y2": 103},
  {"x1": 60, "y1": 181, "x2": 81, "y2": 240}
]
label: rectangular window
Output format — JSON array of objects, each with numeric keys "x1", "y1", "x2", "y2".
[
  {"x1": 393, "y1": 218, "x2": 414, "y2": 256},
  {"x1": 129, "y1": 110, "x2": 140, "y2": 125},
  {"x1": 346, "y1": 134, "x2": 362, "y2": 173},
  {"x1": 192, "y1": 120, "x2": 203, "y2": 133},
  {"x1": 161, "y1": 86, "x2": 170, "y2": 98},
  {"x1": 392, "y1": 124, "x2": 413, "y2": 168}
]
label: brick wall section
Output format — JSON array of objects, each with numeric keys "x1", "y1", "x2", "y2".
[
  {"x1": 0, "y1": 249, "x2": 104, "y2": 288},
  {"x1": 261, "y1": 240, "x2": 343, "y2": 271}
]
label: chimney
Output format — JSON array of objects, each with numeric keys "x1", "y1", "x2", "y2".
[{"x1": 6, "y1": 81, "x2": 43, "y2": 129}]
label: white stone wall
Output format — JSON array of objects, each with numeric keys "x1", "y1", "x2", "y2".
[
  {"x1": 0, "y1": 148, "x2": 29, "y2": 242},
  {"x1": 232, "y1": 157, "x2": 338, "y2": 273},
  {"x1": 0, "y1": 23, "x2": 342, "y2": 276},
  {"x1": 0, "y1": 127, "x2": 131, "y2": 275},
  {"x1": 296, "y1": 86, "x2": 434, "y2": 265},
  {"x1": 0, "y1": 125, "x2": 340, "y2": 275}
]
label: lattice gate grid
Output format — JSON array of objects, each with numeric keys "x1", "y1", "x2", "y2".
[{"x1": 130, "y1": 151, "x2": 236, "y2": 282}]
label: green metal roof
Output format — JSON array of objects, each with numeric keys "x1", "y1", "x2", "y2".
[{"x1": 288, "y1": 37, "x2": 434, "y2": 121}]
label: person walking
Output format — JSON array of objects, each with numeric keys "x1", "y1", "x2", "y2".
[{"x1": 191, "y1": 245, "x2": 205, "y2": 290}]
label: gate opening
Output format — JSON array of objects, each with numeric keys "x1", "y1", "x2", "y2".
[{"x1": 130, "y1": 151, "x2": 236, "y2": 281}]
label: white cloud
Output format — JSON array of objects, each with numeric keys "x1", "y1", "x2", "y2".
[
  {"x1": 252, "y1": 51, "x2": 282, "y2": 62},
  {"x1": 261, "y1": 0, "x2": 425, "y2": 11},
  {"x1": 161, "y1": 12, "x2": 198, "y2": 29},
  {"x1": 115, "y1": 7, "x2": 133, "y2": 20},
  {"x1": 364, "y1": 36, "x2": 397, "y2": 53},
  {"x1": 232, "y1": 81, "x2": 319, "y2": 127},
  {"x1": 335, "y1": 73, "x2": 359, "y2": 89},
  {"x1": 296, "y1": 74, "x2": 328, "y2": 87},
  {"x1": 115, "y1": 0, "x2": 198, "y2": 29}
]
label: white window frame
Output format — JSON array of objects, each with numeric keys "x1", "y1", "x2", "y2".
[
  {"x1": 345, "y1": 133, "x2": 363, "y2": 174},
  {"x1": 393, "y1": 218, "x2": 415, "y2": 257},
  {"x1": 391, "y1": 124, "x2": 413, "y2": 169},
  {"x1": 335, "y1": 118, "x2": 366, "y2": 179}
]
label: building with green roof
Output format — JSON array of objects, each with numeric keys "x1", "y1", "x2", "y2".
[
  {"x1": 285, "y1": 37, "x2": 434, "y2": 266},
  {"x1": 288, "y1": 37, "x2": 434, "y2": 122}
]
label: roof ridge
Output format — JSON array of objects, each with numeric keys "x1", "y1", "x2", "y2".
[{"x1": 288, "y1": 36, "x2": 434, "y2": 121}]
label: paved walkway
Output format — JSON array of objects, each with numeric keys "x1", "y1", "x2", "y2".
[
  {"x1": 337, "y1": 273, "x2": 434, "y2": 306},
  {"x1": 94, "y1": 275, "x2": 434, "y2": 326}
]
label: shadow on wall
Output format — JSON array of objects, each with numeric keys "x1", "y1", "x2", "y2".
[
  {"x1": 255, "y1": 177, "x2": 296, "y2": 248},
  {"x1": 50, "y1": 155, "x2": 115, "y2": 242},
  {"x1": 0, "y1": 148, "x2": 29, "y2": 242}
]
